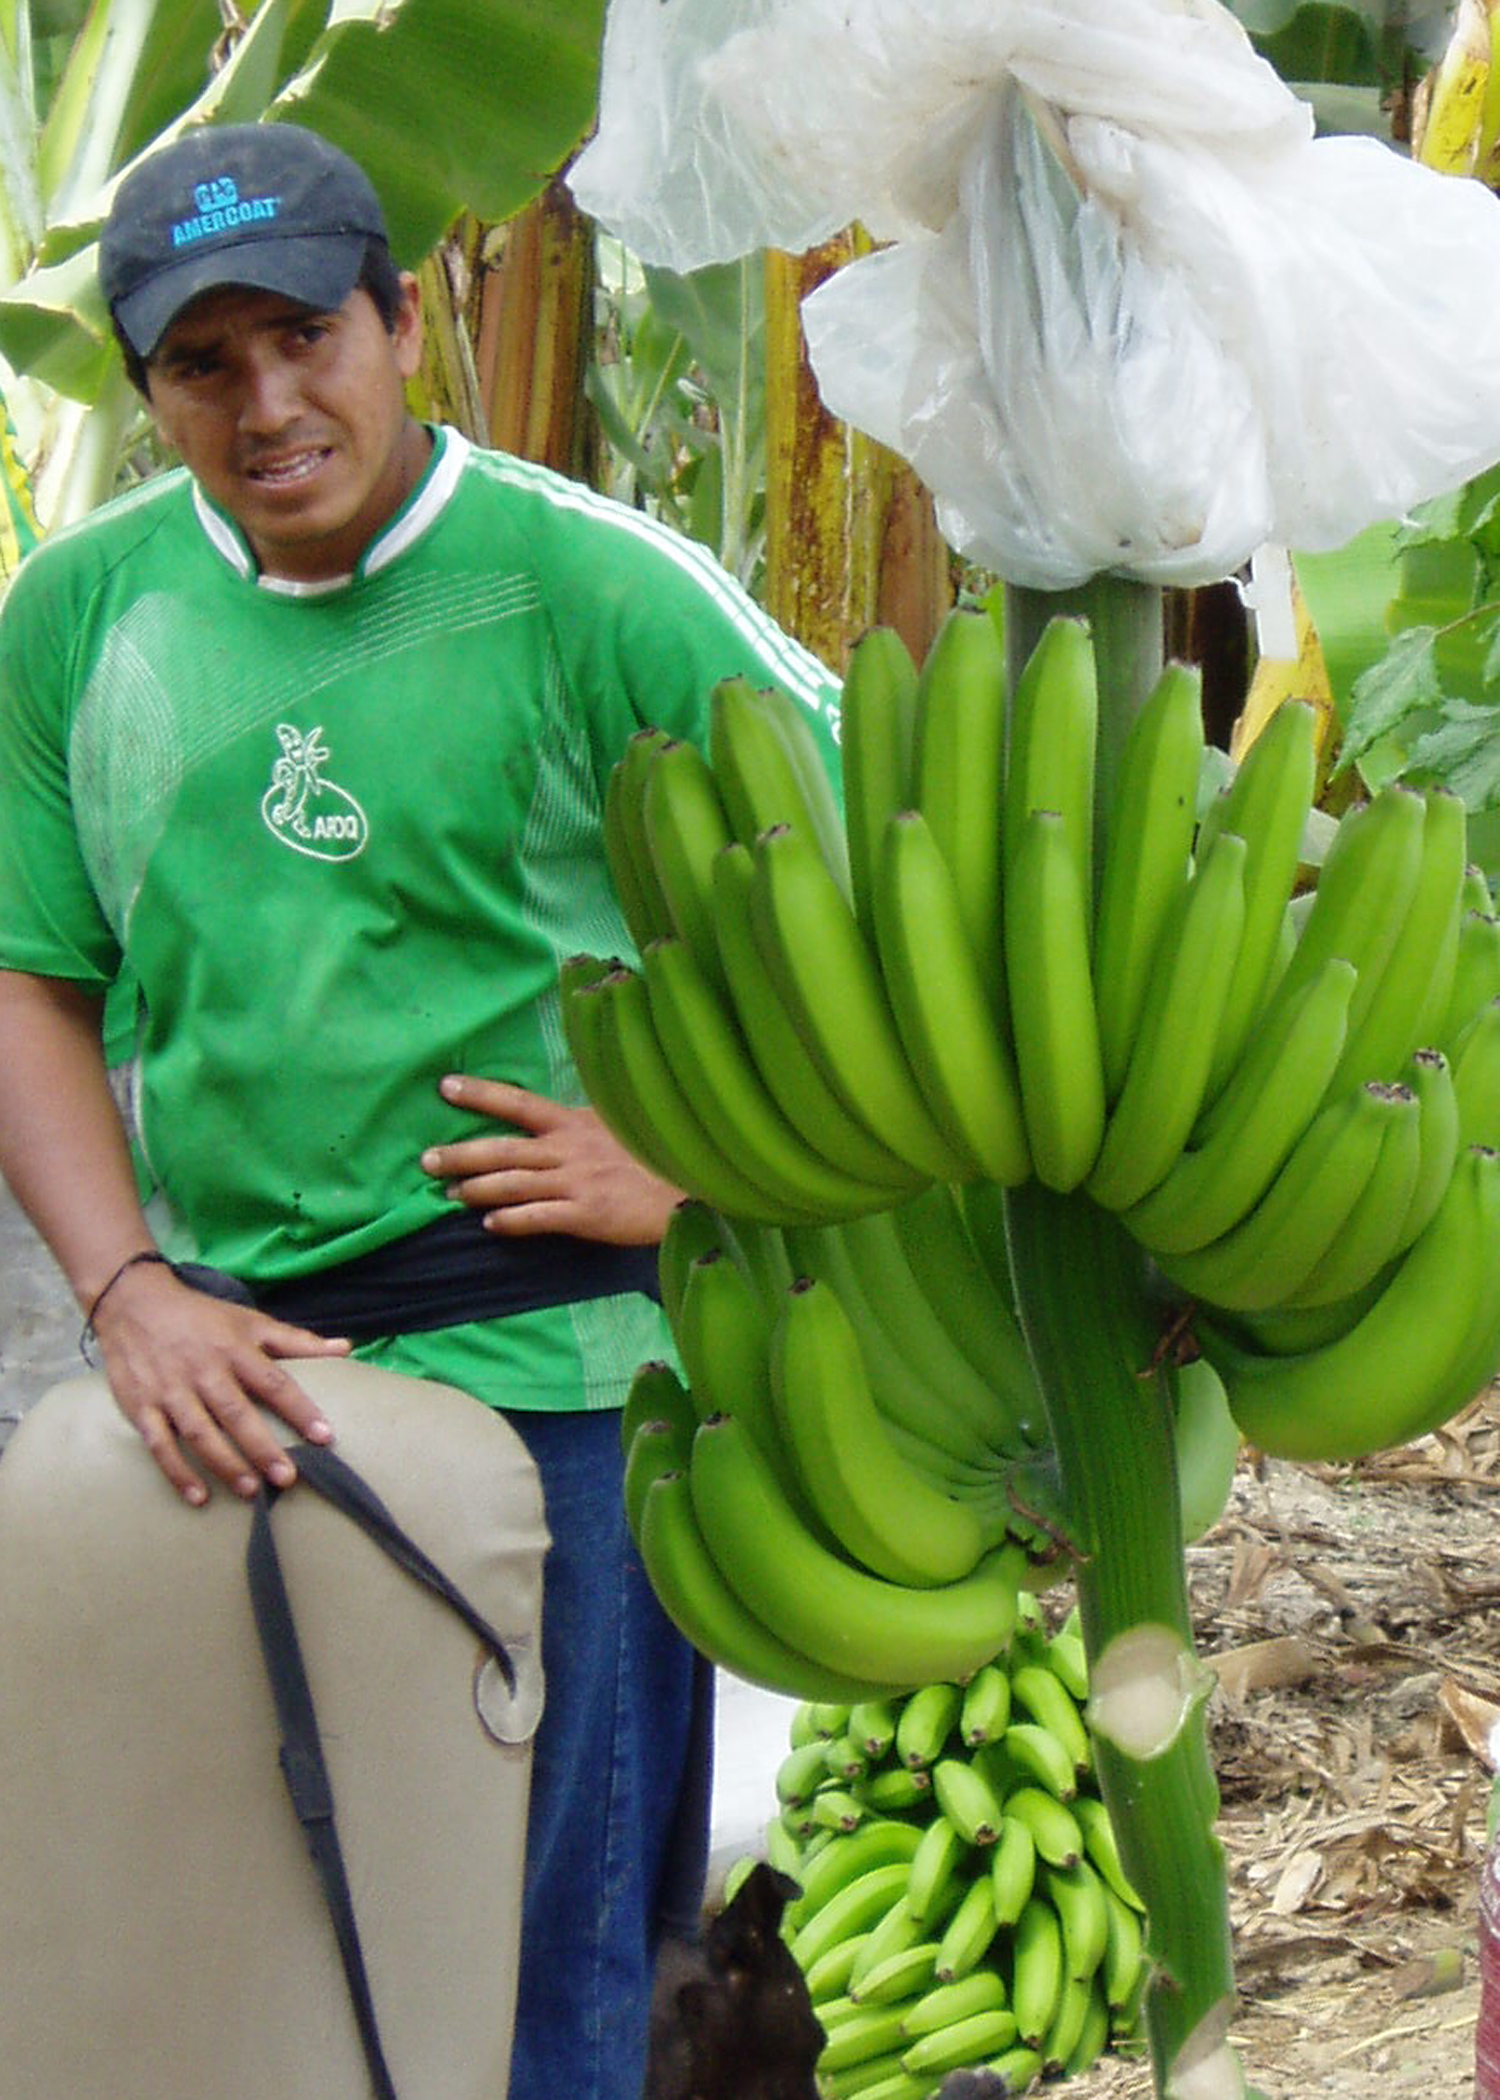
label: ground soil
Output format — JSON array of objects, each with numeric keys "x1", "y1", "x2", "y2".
[{"x1": 1070, "y1": 1396, "x2": 1500, "y2": 2099}]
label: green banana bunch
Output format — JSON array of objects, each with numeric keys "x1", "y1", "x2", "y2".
[{"x1": 749, "y1": 1641, "x2": 1147, "y2": 2099}]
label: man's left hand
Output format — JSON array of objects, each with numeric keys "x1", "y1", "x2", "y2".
[{"x1": 420, "y1": 1075, "x2": 682, "y2": 1245}]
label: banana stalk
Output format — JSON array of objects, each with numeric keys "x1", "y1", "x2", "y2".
[{"x1": 1001, "y1": 578, "x2": 1250, "y2": 2100}]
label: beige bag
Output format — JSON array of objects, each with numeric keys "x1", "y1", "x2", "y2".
[{"x1": 0, "y1": 1358, "x2": 548, "y2": 2100}]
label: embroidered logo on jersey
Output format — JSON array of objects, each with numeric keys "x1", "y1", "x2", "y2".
[{"x1": 261, "y1": 723, "x2": 368, "y2": 861}]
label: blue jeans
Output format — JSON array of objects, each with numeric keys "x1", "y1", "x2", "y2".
[{"x1": 500, "y1": 1406, "x2": 710, "y2": 2100}]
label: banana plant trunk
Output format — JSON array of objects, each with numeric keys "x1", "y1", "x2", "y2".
[{"x1": 1001, "y1": 579, "x2": 1249, "y2": 2100}]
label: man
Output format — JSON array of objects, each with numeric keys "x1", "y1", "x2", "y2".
[{"x1": 0, "y1": 122, "x2": 841, "y2": 2099}]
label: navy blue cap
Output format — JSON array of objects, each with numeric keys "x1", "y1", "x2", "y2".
[{"x1": 99, "y1": 123, "x2": 389, "y2": 359}]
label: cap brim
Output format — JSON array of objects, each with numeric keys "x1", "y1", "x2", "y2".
[{"x1": 113, "y1": 230, "x2": 368, "y2": 359}]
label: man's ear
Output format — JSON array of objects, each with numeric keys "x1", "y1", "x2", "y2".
[{"x1": 393, "y1": 273, "x2": 424, "y2": 381}]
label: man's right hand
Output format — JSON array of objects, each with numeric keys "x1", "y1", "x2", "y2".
[{"x1": 89, "y1": 1256, "x2": 351, "y2": 1506}]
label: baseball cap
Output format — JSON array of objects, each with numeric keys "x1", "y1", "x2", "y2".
[{"x1": 99, "y1": 123, "x2": 390, "y2": 360}]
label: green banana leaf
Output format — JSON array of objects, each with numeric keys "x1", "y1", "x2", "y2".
[{"x1": 0, "y1": 0, "x2": 607, "y2": 402}]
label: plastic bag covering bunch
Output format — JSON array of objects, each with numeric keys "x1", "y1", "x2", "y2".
[{"x1": 570, "y1": 0, "x2": 1500, "y2": 589}]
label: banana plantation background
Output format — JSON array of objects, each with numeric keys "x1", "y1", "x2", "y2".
[{"x1": 1, "y1": 0, "x2": 1499, "y2": 852}]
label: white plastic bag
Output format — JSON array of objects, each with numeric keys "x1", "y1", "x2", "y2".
[{"x1": 570, "y1": 0, "x2": 1500, "y2": 588}]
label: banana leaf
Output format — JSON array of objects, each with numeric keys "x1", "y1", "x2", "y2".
[{"x1": 0, "y1": 0, "x2": 607, "y2": 403}]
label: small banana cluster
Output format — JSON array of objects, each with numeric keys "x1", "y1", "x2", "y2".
[
  {"x1": 622, "y1": 1193, "x2": 1060, "y2": 1703},
  {"x1": 735, "y1": 1605, "x2": 1146, "y2": 2098},
  {"x1": 575, "y1": 607, "x2": 1500, "y2": 1468}
]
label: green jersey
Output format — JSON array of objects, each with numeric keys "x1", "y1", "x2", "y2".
[{"x1": 0, "y1": 427, "x2": 841, "y2": 1409}]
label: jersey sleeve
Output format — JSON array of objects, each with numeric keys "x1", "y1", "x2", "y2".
[
  {"x1": 0, "y1": 550, "x2": 123, "y2": 987},
  {"x1": 518, "y1": 469, "x2": 843, "y2": 792}
]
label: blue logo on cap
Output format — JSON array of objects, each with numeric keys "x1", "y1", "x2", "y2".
[{"x1": 171, "y1": 172, "x2": 281, "y2": 249}]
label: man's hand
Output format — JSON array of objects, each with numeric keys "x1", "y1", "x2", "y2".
[
  {"x1": 421, "y1": 1074, "x2": 682, "y2": 1245},
  {"x1": 89, "y1": 1258, "x2": 350, "y2": 1507}
]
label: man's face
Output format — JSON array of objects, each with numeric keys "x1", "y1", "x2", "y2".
[{"x1": 144, "y1": 276, "x2": 425, "y2": 583}]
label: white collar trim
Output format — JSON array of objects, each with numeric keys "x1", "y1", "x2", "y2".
[{"x1": 190, "y1": 426, "x2": 471, "y2": 592}]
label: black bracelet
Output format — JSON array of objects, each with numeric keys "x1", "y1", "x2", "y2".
[{"x1": 79, "y1": 1250, "x2": 173, "y2": 1364}]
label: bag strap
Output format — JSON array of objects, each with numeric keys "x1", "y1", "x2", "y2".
[{"x1": 245, "y1": 1443, "x2": 520, "y2": 2099}]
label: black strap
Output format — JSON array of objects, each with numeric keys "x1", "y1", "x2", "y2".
[{"x1": 245, "y1": 1443, "x2": 520, "y2": 2099}]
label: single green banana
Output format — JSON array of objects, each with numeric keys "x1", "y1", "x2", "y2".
[
  {"x1": 688, "y1": 1412, "x2": 1027, "y2": 1688},
  {"x1": 900, "y1": 2005, "x2": 1019, "y2": 2078},
  {"x1": 583, "y1": 966, "x2": 791, "y2": 1218},
  {"x1": 1199, "y1": 697, "x2": 1319, "y2": 1097},
  {"x1": 709, "y1": 841, "x2": 924, "y2": 1191},
  {"x1": 847, "y1": 1697, "x2": 901, "y2": 1763},
  {"x1": 899, "y1": 1968, "x2": 1009, "y2": 2039},
  {"x1": 1085, "y1": 828, "x2": 1248, "y2": 1213},
  {"x1": 986, "y1": 2044, "x2": 1046, "y2": 2092},
  {"x1": 618, "y1": 1357, "x2": 697, "y2": 1463},
  {"x1": 1280, "y1": 1081, "x2": 1421, "y2": 1308},
  {"x1": 1392, "y1": 1047, "x2": 1461, "y2": 1253},
  {"x1": 783, "y1": 1819, "x2": 926, "y2": 1933},
  {"x1": 1003, "y1": 1785, "x2": 1084, "y2": 1870},
  {"x1": 1071, "y1": 1794, "x2": 1144, "y2": 1911},
  {"x1": 777, "y1": 1739, "x2": 839, "y2": 1809},
  {"x1": 1040, "y1": 1970, "x2": 1095, "y2": 2073},
  {"x1": 847, "y1": 1893, "x2": 936, "y2": 1994},
  {"x1": 642, "y1": 932, "x2": 893, "y2": 1219},
  {"x1": 763, "y1": 1815, "x2": 806, "y2": 1883},
  {"x1": 1325, "y1": 783, "x2": 1468, "y2": 1096},
  {"x1": 1002, "y1": 1721, "x2": 1079, "y2": 1802},
  {"x1": 1009, "y1": 1665, "x2": 1091, "y2": 1778},
  {"x1": 1041, "y1": 1856, "x2": 1110, "y2": 1980},
  {"x1": 749, "y1": 822, "x2": 974, "y2": 1182},
  {"x1": 1156, "y1": 1080, "x2": 1399, "y2": 1313},
  {"x1": 959, "y1": 1662, "x2": 1013, "y2": 1748},
  {"x1": 1198, "y1": 1142, "x2": 1500, "y2": 1461},
  {"x1": 831, "y1": 1206, "x2": 1030, "y2": 1455},
  {"x1": 779, "y1": 1220, "x2": 1015, "y2": 1471},
  {"x1": 885, "y1": 1185, "x2": 1044, "y2": 1435},
  {"x1": 931, "y1": 1756, "x2": 1006, "y2": 1847},
  {"x1": 788, "y1": 1860, "x2": 919, "y2": 1974},
  {"x1": 904, "y1": 1815, "x2": 970, "y2": 1931},
  {"x1": 894, "y1": 1681, "x2": 966, "y2": 1770},
  {"x1": 1004, "y1": 613, "x2": 1098, "y2": 920},
  {"x1": 639, "y1": 734, "x2": 738, "y2": 998},
  {"x1": 636, "y1": 1469, "x2": 885, "y2": 1703},
  {"x1": 872, "y1": 808, "x2": 1031, "y2": 1183},
  {"x1": 811, "y1": 1788, "x2": 868, "y2": 1836},
  {"x1": 822, "y1": 1733, "x2": 872, "y2": 1785},
  {"x1": 849, "y1": 1941, "x2": 941, "y2": 2009},
  {"x1": 1172, "y1": 1356, "x2": 1241, "y2": 1544},
  {"x1": 1440, "y1": 910, "x2": 1500, "y2": 1049},
  {"x1": 855, "y1": 1765, "x2": 934, "y2": 1815},
  {"x1": 769, "y1": 1276, "x2": 991, "y2": 1586},
  {"x1": 1100, "y1": 1879, "x2": 1148, "y2": 2010},
  {"x1": 1119, "y1": 956, "x2": 1357, "y2": 1257},
  {"x1": 933, "y1": 1870, "x2": 1000, "y2": 1983},
  {"x1": 1009, "y1": 1894, "x2": 1066, "y2": 2046},
  {"x1": 1040, "y1": 1619, "x2": 1089, "y2": 1705},
  {"x1": 709, "y1": 673, "x2": 849, "y2": 890},
  {"x1": 1263, "y1": 781, "x2": 1427, "y2": 1059},
  {"x1": 656, "y1": 1198, "x2": 735, "y2": 1332},
  {"x1": 1455, "y1": 996, "x2": 1500, "y2": 1148},
  {"x1": 912, "y1": 603, "x2": 1010, "y2": 1017},
  {"x1": 1064, "y1": 1977, "x2": 1113, "y2": 2077},
  {"x1": 989, "y1": 1811, "x2": 1039, "y2": 1926},
  {"x1": 1464, "y1": 863, "x2": 1495, "y2": 914},
  {"x1": 802, "y1": 1929, "x2": 873, "y2": 2006},
  {"x1": 1004, "y1": 808, "x2": 1107, "y2": 1192},
  {"x1": 1092, "y1": 659, "x2": 1206, "y2": 1100},
  {"x1": 562, "y1": 971, "x2": 689, "y2": 1193},
  {"x1": 603, "y1": 727, "x2": 675, "y2": 950},
  {"x1": 840, "y1": 624, "x2": 919, "y2": 947},
  {"x1": 623, "y1": 1417, "x2": 691, "y2": 1545}
]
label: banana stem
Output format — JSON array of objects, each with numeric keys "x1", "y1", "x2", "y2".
[
  {"x1": 1004, "y1": 1181, "x2": 1239, "y2": 2095},
  {"x1": 1001, "y1": 576, "x2": 1245, "y2": 2097}
]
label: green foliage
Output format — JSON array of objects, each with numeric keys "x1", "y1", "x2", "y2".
[{"x1": 589, "y1": 239, "x2": 766, "y2": 590}]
